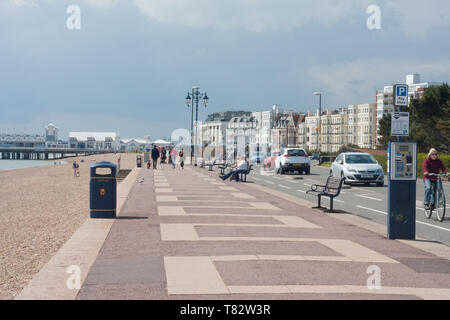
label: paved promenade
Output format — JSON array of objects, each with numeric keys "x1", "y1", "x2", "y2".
[
  {"x1": 16, "y1": 164, "x2": 450, "y2": 300},
  {"x1": 74, "y1": 165, "x2": 450, "y2": 300}
]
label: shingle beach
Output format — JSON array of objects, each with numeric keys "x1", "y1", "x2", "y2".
[{"x1": 0, "y1": 153, "x2": 136, "y2": 299}]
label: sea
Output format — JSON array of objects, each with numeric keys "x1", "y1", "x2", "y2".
[{"x1": 0, "y1": 160, "x2": 64, "y2": 171}]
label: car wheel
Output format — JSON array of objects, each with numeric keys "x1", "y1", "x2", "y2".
[
  {"x1": 341, "y1": 172, "x2": 348, "y2": 185},
  {"x1": 377, "y1": 182, "x2": 384, "y2": 187},
  {"x1": 305, "y1": 170, "x2": 310, "y2": 175}
]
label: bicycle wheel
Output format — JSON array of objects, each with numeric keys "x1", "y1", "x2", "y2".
[
  {"x1": 424, "y1": 203, "x2": 433, "y2": 219},
  {"x1": 436, "y1": 190, "x2": 446, "y2": 222}
]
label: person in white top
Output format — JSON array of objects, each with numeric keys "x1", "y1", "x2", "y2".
[{"x1": 221, "y1": 157, "x2": 248, "y2": 181}]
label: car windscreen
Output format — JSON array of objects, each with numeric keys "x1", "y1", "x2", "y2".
[
  {"x1": 287, "y1": 149, "x2": 306, "y2": 157},
  {"x1": 345, "y1": 154, "x2": 377, "y2": 164}
]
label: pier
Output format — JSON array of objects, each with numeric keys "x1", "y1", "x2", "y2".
[{"x1": 0, "y1": 147, "x2": 113, "y2": 160}]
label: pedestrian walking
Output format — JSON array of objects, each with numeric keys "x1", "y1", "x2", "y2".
[
  {"x1": 151, "y1": 145, "x2": 160, "y2": 169},
  {"x1": 170, "y1": 148, "x2": 177, "y2": 169},
  {"x1": 72, "y1": 161, "x2": 78, "y2": 177},
  {"x1": 179, "y1": 148, "x2": 184, "y2": 170}
]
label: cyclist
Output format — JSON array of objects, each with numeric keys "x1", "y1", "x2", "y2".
[{"x1": 423, "y1": 148, "x2": 448, "y2": 210}]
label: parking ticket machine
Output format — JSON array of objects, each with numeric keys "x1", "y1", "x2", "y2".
[{"x1": 387, "y1": 142, "x2": 417, "y2": 240}]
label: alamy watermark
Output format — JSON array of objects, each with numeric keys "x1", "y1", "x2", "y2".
[
  {"x1": 66, "y1": 265, "x2": 81, "y2": 290},
  {"x1": 66, "y1": 5, "x2": 81, "y2": 30},
  {"x1": 367, "y1": 265, "x2": 381, "y2": 289},
  {"x1": 367, "y1": 5, "x2": 381, "y2": 30}
]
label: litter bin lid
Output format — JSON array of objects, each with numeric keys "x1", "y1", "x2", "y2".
[
  {"x1": 91, "y1": 161, "x2": 117, "y2": 169},
  {"x1": 90, "y1": 162, "x2": 117, "y2": 178}
]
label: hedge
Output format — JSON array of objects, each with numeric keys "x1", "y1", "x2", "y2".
[{"x1": 373, "y1": 153, "x2": 450, "y2": 177}]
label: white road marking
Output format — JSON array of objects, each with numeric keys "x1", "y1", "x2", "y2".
[
  {"x1": 357, "y1": 206, "x2": 450, "y2": 232},
  {"x1": 264, "y1": 180, "x2": 275, "y2": 185},
  {"x1": 278, "y1": 185, "x2": 291, "y2": 189},
  {"x1": 298, "y1": 190, "x2": 306, "y2": 194},
  {"x1": 355, "y1": 194, "x2": 383, "y2": 201}
]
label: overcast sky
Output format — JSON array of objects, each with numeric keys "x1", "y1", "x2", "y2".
[{"x1": 1, "y1": 0, "x2": 449, "y2": 139}]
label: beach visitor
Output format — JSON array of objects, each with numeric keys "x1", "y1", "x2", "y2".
[
  {"x1": 221, "y1": 157, "x2": 248, "y2": 181},
  {"x1": 170, "y1": 148, "x2": 177, "y2": 169},
  {"x1": 179, "y1": 149, "x2": 184, "y2": 170},
  {"x1": 73, "y1": 161, "x2": 77, "y2": 177},
  {"x1": 151, "y1": 145, "x2": 160, "y2": 169},
  {"x1": 76, "y1": 162, "x2": 80, "y2": 177}
]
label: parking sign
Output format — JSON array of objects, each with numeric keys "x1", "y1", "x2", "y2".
[{"x1": 394, "y1": 84, "x2": 408, "y2": 107}]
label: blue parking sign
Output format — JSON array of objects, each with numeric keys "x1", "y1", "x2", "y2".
[{"x1": 394, "y1": 84, "x2": 408, "y2": 107}]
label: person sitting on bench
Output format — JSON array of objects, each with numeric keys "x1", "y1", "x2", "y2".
[{"x1": 221, "y1": 157, "x2": 248, "y2": 181}]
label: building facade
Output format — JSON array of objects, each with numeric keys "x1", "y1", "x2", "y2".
[
  {"x1": 225, "y1": 115, "x2": 258, "y2": 161},
  {"x1": 69, "y1": 132, "x2": 121, "y2": 151}
]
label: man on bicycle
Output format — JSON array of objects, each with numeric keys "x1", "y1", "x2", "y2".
[{"x1": 423, "y1": 148, "x2": 448, "y2": 210}]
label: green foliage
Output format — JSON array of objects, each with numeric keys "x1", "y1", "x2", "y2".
[
  {"x1": 370, "y1": 153, "x2": 450, "y2": 177},
  {"x1": 377, "y1": 113, "x2": 397, "y2": 150},
  {"x1": 378, "y1": 83, "x2": 450, "y2": 153},
  {"x1": 407, "y1": 83, "x2": 450, "y2": 153}
]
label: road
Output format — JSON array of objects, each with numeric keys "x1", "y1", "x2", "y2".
[{"x1": 247, "y1": 164, "x2": 450, "y2": 246}]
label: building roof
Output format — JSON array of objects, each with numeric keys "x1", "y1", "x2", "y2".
[
  {"x1": 69, "y1": 132, "x2": 119, "y2": 141},
  {"x1": 153, "y1": 139, "x2": 172, "y2": 145},
  {"x1": 122, "y1": 138, "x2": 147, "y2": 144}
]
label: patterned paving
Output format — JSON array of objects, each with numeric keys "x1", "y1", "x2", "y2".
[{"x1": 77, "y1": 166, "x2": 450, "y2": 300}]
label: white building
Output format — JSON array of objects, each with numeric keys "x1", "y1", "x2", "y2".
[
  {"x1": 302, "y1": 103, "x2": 376, "y2": 152},
  {"x1": 252, "y1": 106, "x2": 279, "y2": 153},
  {"x1": 69, "y1": 132, "x2": 121, "y2": 151},
  {"x1": 201, "y1": 111, "x2": 252, "y2": 149},
  {"x1": 121, "y1": 138, "x2": 148, "y2": 152},
  {"x1": 225, "y1": 115, "x2": 258, "y2": 161}
]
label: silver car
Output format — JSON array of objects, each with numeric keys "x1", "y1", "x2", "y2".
[{"x1": 331, "y1": 152, "x2": 384, "y2": 186}]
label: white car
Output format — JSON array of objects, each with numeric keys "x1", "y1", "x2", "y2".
[
  {"x1": 275, "y1": 148, "x2": 311, "y2": 175},
  {"x1": 331, "y1": 152, "x2": 384, "y2": 186}
]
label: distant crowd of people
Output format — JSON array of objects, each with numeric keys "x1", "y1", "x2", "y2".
[{"x1": 147, "y1": 145, "x2": 185, "y2": 170}]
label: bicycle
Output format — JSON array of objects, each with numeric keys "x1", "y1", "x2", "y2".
[{"x1": 424, "y1": 173, "x2": 447, "y2": 222}]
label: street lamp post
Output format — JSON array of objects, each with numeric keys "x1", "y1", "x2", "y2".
[
  {"x1": 185, "y1": 86, "x2": 209, "y2": 166},
  {"x1": 314, "y1": 92, "x2": 322, "y2": 163}
]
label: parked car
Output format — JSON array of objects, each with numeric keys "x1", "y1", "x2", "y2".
[
  {"x1": 310, "y1": 153, "x2": 319, "y2": 160},
  {"x1": 263, "y1": 150, "x2": 280, "y2": 170},
  {"x1": 331, "y1": 152, "x2": 384, "y2": 186},
  {"x1": 275, "y1": 148, "x2": 311, "y2": 175}
]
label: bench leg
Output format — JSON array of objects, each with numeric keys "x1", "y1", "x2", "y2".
[
  {"x1": 325, "y1": 198, "x2": 335, "y2": 213},
  {"x1": 312, "y1": 195, "x2": 323, "y2": 209}
]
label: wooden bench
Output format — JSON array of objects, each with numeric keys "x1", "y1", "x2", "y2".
[
  {"x1": 238, "y1": 164, "x2": 253, "y2": 182},
  {"x1": 218, "y1": 164, "x2": 229, "y2": 175},
  {"x1": 306, "y1": 176, "x2": 344, "y2": 213}
]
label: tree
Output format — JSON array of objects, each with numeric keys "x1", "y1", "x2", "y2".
[
  {"x1": 377, "y1": 83, "x2": 450, "y2": 153},
  {"x1": 407, "y1": 83, "x2": 450, "y2": 153},
  {"x1": 377, "y1": 113, "x2": 396, "y2": 149}
]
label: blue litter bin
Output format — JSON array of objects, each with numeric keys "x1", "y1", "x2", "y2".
[{"x1": 90, "y1": 162, "x2": 117, "y2": 219}]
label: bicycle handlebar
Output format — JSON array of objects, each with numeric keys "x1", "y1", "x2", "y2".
[{"x1": 426, "y1": 173, "x2": 448, "y2": 177}]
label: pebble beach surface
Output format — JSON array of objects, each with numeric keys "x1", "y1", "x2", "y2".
[{"x1": 0, "y1": 153, "x2": 136, "y2": 300}]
